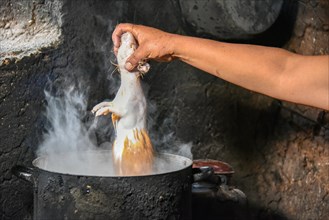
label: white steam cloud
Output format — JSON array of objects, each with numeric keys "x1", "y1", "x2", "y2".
[
  {"x1": 36, "y1": 75, "x2": 193, "y2": 176},
  {"x1": 37, "y1": 86, "x2": 98, "y2": 156},
  {"x1": 147, "y1": 101, "x2": 193, "y2": 160}
]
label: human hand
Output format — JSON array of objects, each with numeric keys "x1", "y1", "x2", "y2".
[{"x1": 112, "y1": 23, "x2": 176, "y2": 71}]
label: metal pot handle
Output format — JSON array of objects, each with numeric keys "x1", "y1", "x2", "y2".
[
  {"x1": 193, "y1": 166, "x2": 219, "y2": 184},
  {"x1": 11, "y1": 165, "x2": 35, "y2": 183}
]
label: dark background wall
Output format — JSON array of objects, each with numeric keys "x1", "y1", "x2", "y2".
[{"x1": 0, "y1": 0, "x2": 328, "y2": 219}]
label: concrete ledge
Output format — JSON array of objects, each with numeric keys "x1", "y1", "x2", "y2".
[{"x1": 0, "y1": 0, "x2": 62, "y2": 64}]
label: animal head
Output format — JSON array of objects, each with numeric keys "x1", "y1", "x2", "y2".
[
  {"x1": 117, "y1": 32, "x2": 136, "y2": 70},
  {"x1": 116, "y1": 32, "x2": 150, "y2": 76}
]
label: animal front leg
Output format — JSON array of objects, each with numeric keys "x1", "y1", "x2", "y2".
[{"x1": 91, "y1": 101, "x2": 122, "y2": 117}]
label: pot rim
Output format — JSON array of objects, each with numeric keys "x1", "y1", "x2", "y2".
[{"x1": 32, "y1": 150, "x2": 193, "y2": 178}]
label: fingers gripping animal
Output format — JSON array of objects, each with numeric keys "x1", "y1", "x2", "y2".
[{"x1": 92, "y1": 32, "x2": 153, "y2": 176}]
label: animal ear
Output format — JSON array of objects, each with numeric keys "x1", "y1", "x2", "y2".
[{"x1": 137, "y1": 62, "x2": 150, "y2": 76}]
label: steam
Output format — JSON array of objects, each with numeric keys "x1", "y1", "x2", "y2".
[
  {"x1": 37, "y1": 86, "x2": 98, "y2": 156},
  {"x1": 147, "y1": 100, "x2": 193, "y2": 160},
  {"x1": 36, "y1": 82, "x2": 193, "y2": 176}
]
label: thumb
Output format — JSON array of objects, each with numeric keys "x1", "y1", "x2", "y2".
[{"x1": 125, "y1": 47, "x2": 148, "y2": 71}]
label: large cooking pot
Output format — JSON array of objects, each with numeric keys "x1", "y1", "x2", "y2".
[{"x1": 12, "y1": 150, "x2": 192, "y2": 220}]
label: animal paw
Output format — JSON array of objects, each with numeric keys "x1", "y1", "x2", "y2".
[
  {"x1": 137, "y1": 61, "x2": 150, "y2": 75},
  {"x1": 92, "y1": 101, "x2": 113, "y2": 116}
]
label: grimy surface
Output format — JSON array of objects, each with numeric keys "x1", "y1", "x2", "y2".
[
  {"x1": 1, "y1": 0, "x2": 328, "y2": 219},
  {"x1": 33, "y1": 156, "x2": 192, "y2": 220}
]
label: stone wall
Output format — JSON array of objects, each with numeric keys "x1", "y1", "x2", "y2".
[{"x1": 0, "y1": 0, "x2": 328, "y2": 219}]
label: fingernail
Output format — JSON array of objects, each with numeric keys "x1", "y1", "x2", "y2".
[{"x1": 125, "y1": 62, "x2": 133, "y2": 70}]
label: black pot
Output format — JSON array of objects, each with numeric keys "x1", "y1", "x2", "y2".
[{"x1": 12, "y1": 150, "x2": 192, "y2": 220}]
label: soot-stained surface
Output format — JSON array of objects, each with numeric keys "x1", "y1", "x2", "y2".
[
  {"x1": 32, "y1": 165, "x2": 191, "y2": 220},
  {"x1": 1, "y1": 0, "x2": 127, "y2": 219},
  {"x1": 1, "y1": 0, "x2": 328, "y2": 219}
]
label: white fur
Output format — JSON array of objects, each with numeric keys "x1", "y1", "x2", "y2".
[{"x1": 92, "y1": 32, "x2": 148, "y2": 162}]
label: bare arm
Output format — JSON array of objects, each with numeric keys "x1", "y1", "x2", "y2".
[
  {"x1": 112, "y1": 24, "x2": 329, "y2": 110},
  {"x1": 173, "y1": 35, "x2": 329, "y2": 110}
]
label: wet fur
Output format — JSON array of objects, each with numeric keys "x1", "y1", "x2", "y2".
[{"x1": 92, "y1": 32, "x2": 153, "y2": 175}]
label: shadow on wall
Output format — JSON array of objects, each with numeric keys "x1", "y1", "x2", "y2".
[
  {"x1": 178, "y1": 0, "x2": 299, "y2": 47},
  {"x1": 247, "y1": 0, "x2": 299, "y2": 47}
]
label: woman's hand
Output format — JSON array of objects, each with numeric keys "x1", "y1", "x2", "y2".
[
  {"x1": 112, "y1": 23, "x2": 176, "y2": 71},
  {"x1": 112, "y1": 23, "x2": 329, "y2": 110}
]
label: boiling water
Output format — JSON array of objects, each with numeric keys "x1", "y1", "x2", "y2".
[{"x1": 33, "y1": 151, "x2": 192, "y2": 177}]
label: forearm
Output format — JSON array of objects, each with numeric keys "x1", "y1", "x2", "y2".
[
  {"x1": 171, "y1": 35, "x2": 291, "y2": 95},
  {"x1": 171, "y1": 34, "x2": 329, "y2": 110}
]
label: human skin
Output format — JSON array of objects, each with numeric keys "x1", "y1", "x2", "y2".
[{"x1": 112, "y1": 23, "x2": 329, "y2": 110}]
